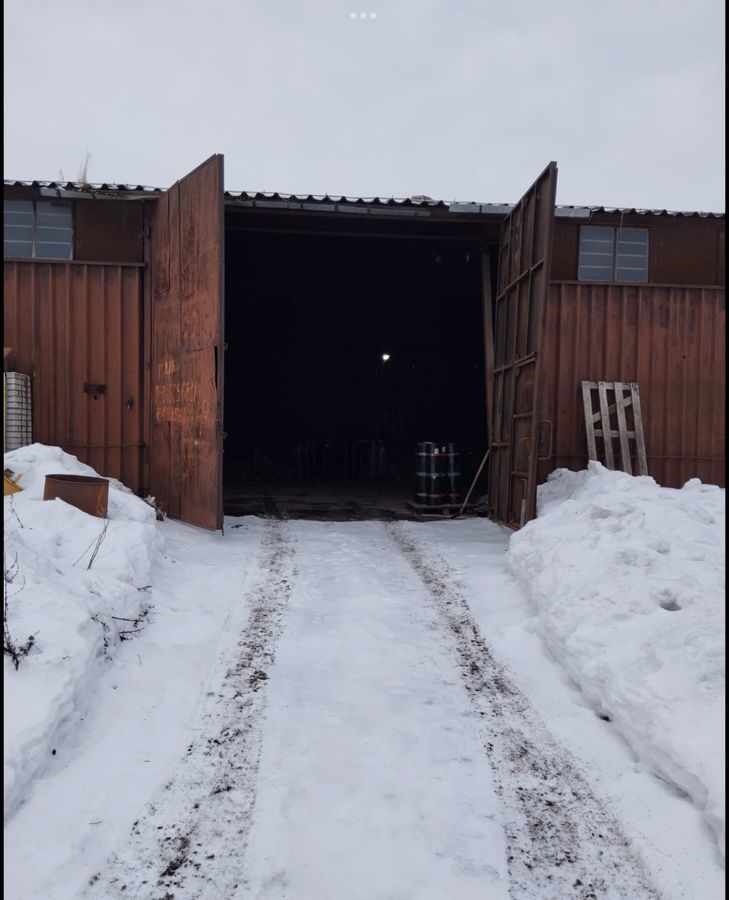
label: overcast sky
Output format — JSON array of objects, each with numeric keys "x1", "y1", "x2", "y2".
[{"x1": 4, "y1": 0, "x2": 725, "y2": 210}]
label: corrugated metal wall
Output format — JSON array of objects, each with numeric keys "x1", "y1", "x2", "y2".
[
  {"x1": 539, "y1": 283, "x2": 725, "y2": 487},
  {"x1": 3, "y1": 260, "x2": 145, "y2": 492}
]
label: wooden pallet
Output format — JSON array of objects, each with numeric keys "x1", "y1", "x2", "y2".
[
  {"x1": 406, "y1": 499, "x2": 478, "y2": 518},
  {"x1": 581, "y1": 381, "x2": 648, "y2": 475}
]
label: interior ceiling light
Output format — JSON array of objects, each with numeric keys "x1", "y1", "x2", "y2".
[{"x1": 381, "y1": 353, "x2": 391, "y2": 362}]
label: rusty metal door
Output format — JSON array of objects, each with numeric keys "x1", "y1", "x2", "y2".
[
  {"x1": 147, "y1": 155, "x2": 225, "y2": 530},
  {"x1": 489, "y1": 162, "x2": 557, "y2": 528}
]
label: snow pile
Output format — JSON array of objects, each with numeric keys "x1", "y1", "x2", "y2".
[
  {"x1": 508, "y1": 463, "x2": 725, "y2": 856},
  {"x1": 3, "y1": 444, "x2": 161, "y2": 821}
]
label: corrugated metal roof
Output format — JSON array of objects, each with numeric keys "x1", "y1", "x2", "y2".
[
  {"x1": 224, "y1": 189, "x2": 450, "y2": 208},
  {"x1": 554, "y1": 205, "x2": 725, "y2": 219},
  {"x1": 3, "y1": 180, "x2": 724, "y2": 218},
  {"x1": 3, "y1": 180, "x2": 162, "y2": 198}
]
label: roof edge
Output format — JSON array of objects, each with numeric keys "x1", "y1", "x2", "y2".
[{"x1": 4, "y1": 180, "x2": 725, "y2": 218}]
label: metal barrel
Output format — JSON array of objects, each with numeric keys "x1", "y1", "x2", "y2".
[
  {"x1": 43, "y1": 473, "x2": 109, "y2": 518},
  {"x1": 445, "y1": 442, "x2": 463, "y2": 504},
  {"x1": 415, "y1": 441, "x2": 449, "y2": 505}
]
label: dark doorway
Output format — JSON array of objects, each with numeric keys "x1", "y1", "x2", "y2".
[{"x1": 223, "y1": 226, "x2": 488, "y2": 519}]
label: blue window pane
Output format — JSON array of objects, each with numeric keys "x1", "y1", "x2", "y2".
[
  {"x1": 4, "y1": 209, "x2": 34, "y2": 227},
  {"x1": 616, "y1": 228, "x2": 648, "y2": 282},
  {"x1": 36, "y1": 242, "x2": 72, "y2": 259},
  {"x1": 36, "y1": 226, "x2": 72, "y2": 243},
  {"x1": 578, "y1": 265, "x2": 613, "y2": 281},
  {"x1": 579, "y1": 252, "x2": 613, "y2": 267},
  {"x1": 579, "y1": 225, "x2": 650, "y2": 282},
  {"x1": 581, "y1": 226, "x2": 614, "y2": 241},
  {"x1": 4, "y1": 240, "x2": 33, "y2": 258},
  {"x1": 4, "y1": 201, "x2": 35, "y2": 258},
  {"x1": 4, "y1": 200, "x2": 33, "y2": 214},
  {"x1": 579, "y1": 226, "x2": 616, "y2": 282},
  {"x1": 579, "y1": 239, "x2": 614, "y2": 255},
  {"x1": 4, "y1": 200, "x2": 73, "y2": 259},
  {"x1": 36, "y1": 203, "x2": 72, "y2": 226},
  {"x1": 615, "y1": 267, "x2": 648, "y2": 283},
  {"x1": 3, "y1": 225, "x2": 33, "y2": 242}
]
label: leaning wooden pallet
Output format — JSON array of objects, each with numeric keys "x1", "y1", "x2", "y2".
[{"x1": 581, "y1": 381, "x2": 648, "y2": 475}]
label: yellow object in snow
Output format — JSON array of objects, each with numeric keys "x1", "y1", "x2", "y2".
[{"x1": 4, "y1": 469, "x2": 22, "y2": 495}]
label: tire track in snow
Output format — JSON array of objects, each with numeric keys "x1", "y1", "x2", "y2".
[
  {"x1": 389, "y1": 523, "x2": 661, "y2": 900},
  {"x1": 85, "y1": 520, "x2": 296, "y2": 900}
]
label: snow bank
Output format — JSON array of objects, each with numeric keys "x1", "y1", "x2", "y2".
[
  {"x1": 3, "y1": 445, "x2": 161, "y2": 821},
  {"x1": 508, "y1": 463, "x2": 725, "y2": 857}
]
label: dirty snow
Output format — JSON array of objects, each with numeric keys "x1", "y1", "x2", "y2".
[
  {"x1": 3, "y1": 447, "x2": 725, "y2": 900},
  {"x1": 508, "y1": 463, "x2": 725, "y2": 857}
]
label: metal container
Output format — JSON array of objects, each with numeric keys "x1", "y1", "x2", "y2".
[
  {"x1": 415, "y1": 442, "x2": 448, "y2": 506},
  {"x1": 445, "y1": 442, "x2": 463, "y2": 504},
  {"x1": 43, "y1": 473, "x2": 109, "y2": 518}
]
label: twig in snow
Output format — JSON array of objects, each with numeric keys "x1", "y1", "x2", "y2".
[
  {"x1": 5, "y1": 496, "x2": 24, "y2": 529},
  {"x1": 72, "y1": 517, "x2": 110, "y2": 569},
  {"x1": 86, "y1": 518, "x2": 110, "y2": 570},
  {"x1": 3, "y1": 552, "x2": 36, "y2": 669},
  {"x1": 90, "y1": 614, "x2": 111, "y2": 652},
  {"x1": 118, "y1": 628, "x2": 144, "y2": 640}
]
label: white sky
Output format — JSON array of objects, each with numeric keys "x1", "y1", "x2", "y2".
[{"x1": 3, "y1": 0, "x2": 725, "y2": 210}]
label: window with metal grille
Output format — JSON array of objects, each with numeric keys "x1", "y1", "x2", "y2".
[
  {"x1": 4, "y1": 200, "x2": 73, "y2": 259},
  {"x1": 578, "y1": 225, "x2": 648, "y2": 283}
]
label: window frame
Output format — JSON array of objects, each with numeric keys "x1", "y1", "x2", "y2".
[
  {"x1": 578, "y1": 224, "x2": 649, "y2": 284},
  {"x1": 4, "y1": 199, "x2": 74, "y2": 260}
]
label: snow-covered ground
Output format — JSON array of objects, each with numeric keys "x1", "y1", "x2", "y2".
[
  {"x1": 3, "y1": 448, "x2": 725, "y2": 899},
  {"x1": 3, "y1": 445, "x2": 160, "y2": 822},
  {"x1": 509, "y1": 464, "x2": 725, "y2": 857}
]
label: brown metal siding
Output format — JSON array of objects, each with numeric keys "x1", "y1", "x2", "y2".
[
  {"x1": 550, "y1": 222, "x2": 580, "y2": 282},
  {"x1": 74, "y1": 200, "x2": 144, "y2": 262},
  {"x1": 489, "y1": 162, "x2": 558, "y2": 528},
  {"x1": 538, "y1": 283, "x2": 725, "y2": 487},
  {"x1": 648, "y1": 224, "x2": 724, "y2": 286},
  {"x1": 3, "y1": 260, "x2": 145, "y2": 491},
  {"x1": 147, "y1": 155, "x2": 225, "y2": 530},
  {"x1": 552, "y1": 218, "x2": 725, "y2": 285}
]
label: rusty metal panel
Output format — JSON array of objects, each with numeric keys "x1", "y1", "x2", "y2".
[
  {"x1": 74, "y1": 200, "x2": 144, "y2": 263},
  {"x1": 147, "y1": 155, "x2": 225, "y2": 530},
  {"x1": 3, "y1": 260, "x2": 144, "y2": 491},
  {"x1": 538, "y1": 283, "x2": 725, "y2": 488},
  {"x1": 648, "y1": 223, "x2": 725, "y2": 286},
  {"x1": 489, "y1": 162, "x2": 558, "y2": 528}
]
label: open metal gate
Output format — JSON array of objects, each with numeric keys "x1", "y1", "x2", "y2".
[
  {"x1": 147, "y1": 155, "x2": 225, "y2": 530},
  {"x1": 488, "y1": 162, "x2": 557, "y2": 528}
]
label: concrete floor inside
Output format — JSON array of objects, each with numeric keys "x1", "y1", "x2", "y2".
[{"x1": 223, "y1": 480, "x2": 489, "y2": 521}]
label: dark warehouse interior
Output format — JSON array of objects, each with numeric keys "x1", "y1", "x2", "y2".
[{"x1": 223, "y1": 228, "x2": 490, "y2": 517}]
